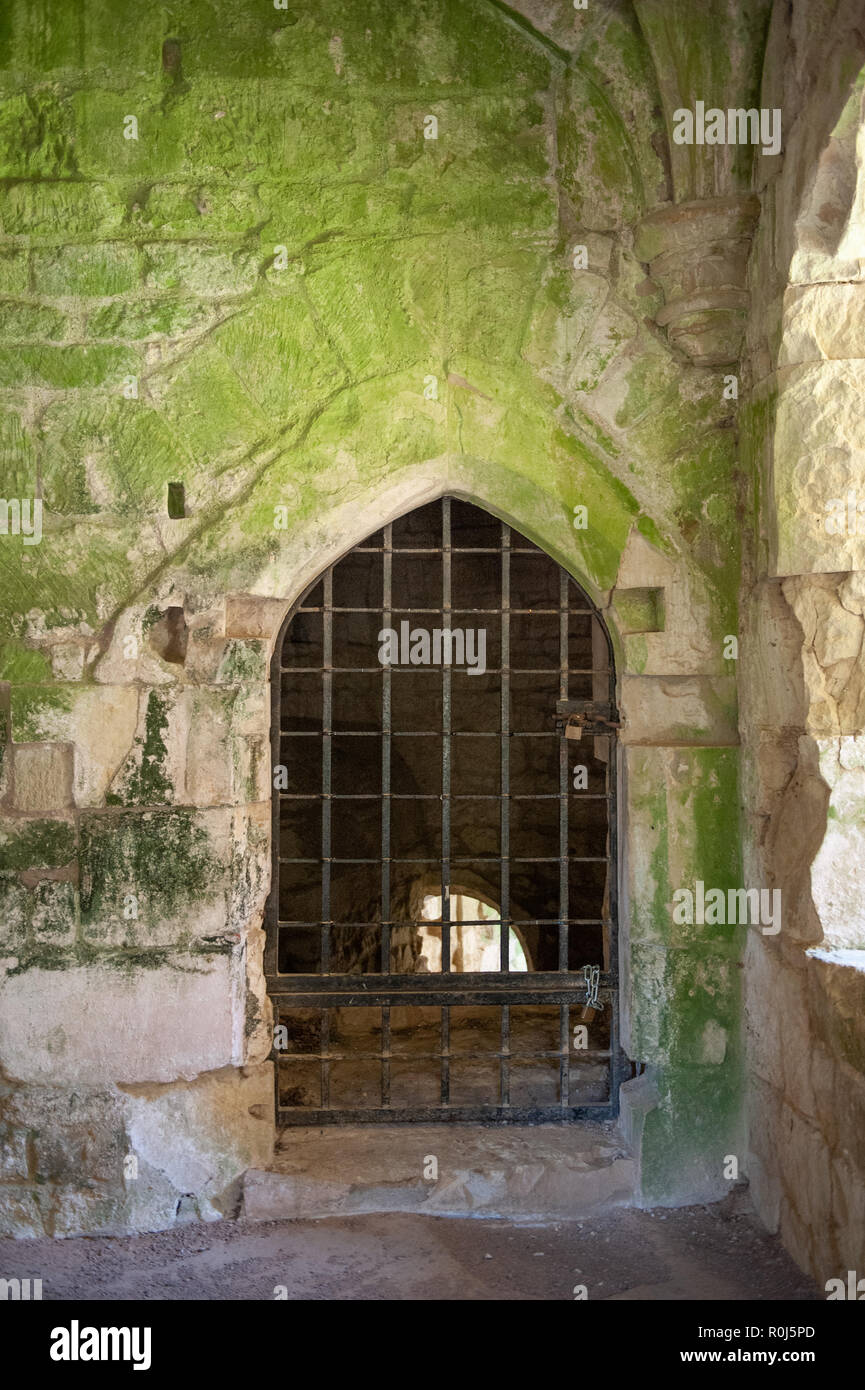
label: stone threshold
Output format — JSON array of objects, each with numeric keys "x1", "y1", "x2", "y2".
[{"x1": 242, "y1": 1121, "x2": 637, "y2": 1222}]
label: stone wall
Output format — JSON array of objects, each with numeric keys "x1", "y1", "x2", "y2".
[{"x1": 740, "y1": 0, "x2": 865, "y2": 1285}]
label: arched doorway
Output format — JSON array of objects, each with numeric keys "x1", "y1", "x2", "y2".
[{"x1": 266, "y1": 497, "x2": 624, "y2": 1122}]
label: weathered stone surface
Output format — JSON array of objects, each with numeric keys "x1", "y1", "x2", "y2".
[
  {"x1": 771, "y1": 363, "x2": 865, "y2": 577},
  {"x1": 809, "y1": 739, "x2": 865, "y2": 949},
  {"x1": 48, "y1": 643, "x2": 86, "y2": 682},
  {"x1": 225, "y1": 594, "x2": 288, "y2": 642},
  {"x1": 807, "y1": 949, "x2": 865, "y2": 1075},
  {"x1": 760, "y1": 735, "x2": 829, "y2": 946},
  {"x1": 783, "y1": 576, "x2": 865, "y2": 735},
  {"x1": 612, "y1": 586, "x2": 665, "y2": 634},
  {"x1": 620, "y1": 676, "x2": 739, "y2": 745},
  {"x1": 780, "y1": 283, "x2": 865, "y2": 365},
  {"x1": 12, "y1": 743, "x2": 74, "y2": 813},
  {"x1": 243, "y1": 1123, "x2": 635, "y2": 1222},
  {"x1": 634, "y1": 197, "x2": 760, "y2": 364},
  {"x1": 0, "y1": 958, "x2": 236, "y2": 1085},
  {"x1": 121, "y1": 1064, "x2": 274, "y2": 1226},
  {"x1": 0, "y1": 1064, "x2": 273, "y2": 1238}
]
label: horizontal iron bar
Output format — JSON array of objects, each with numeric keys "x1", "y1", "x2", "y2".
[
  {"x1": 290, "y1": 607, "x2": 597, "y2": 615},
  {"x1": 269, "y1": 982, "x2": 616, "y2": 1002},
  {"x1": 279, "y1": 793, "x2": 610, "y2": 800},
  {"x1": 277, "y1": 918, "x2": 608, "y2": 927},
  {"x1": 303, "y1": 549, "x2": 586, "y2": 557},
  {"x1": 279, "y1": 730, "x2": 567, "y2": 737},
  {"x1": 278, "y1": 856, "x2": 607, "y2": 864},
  {"x1": 282, "y1": 667, "x2": 606, "y2": 675},
  {"x1": 277, "y1": 1104, "x2": 614, "y2": 1125},
  {"x1": 275, "y1": 1051, "x2": 613, "y2": 1061}
]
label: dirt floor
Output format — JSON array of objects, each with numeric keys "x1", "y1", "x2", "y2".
[{"x1": 0, "y1": 1198, "x2": 818, "y2": 1300}]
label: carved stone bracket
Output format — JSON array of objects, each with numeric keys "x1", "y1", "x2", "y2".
[{"x1": 634, "y1": 194, "x2": 761, "y2": 366}]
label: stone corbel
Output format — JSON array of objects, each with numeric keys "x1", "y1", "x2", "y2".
[{"x1": 634, "y1": 195, "x2": 760, "y2": 366}]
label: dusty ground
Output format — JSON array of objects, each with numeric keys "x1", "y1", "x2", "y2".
[{"x1": 0, "y1": 1199, "x2": 818, "y2": 1300}]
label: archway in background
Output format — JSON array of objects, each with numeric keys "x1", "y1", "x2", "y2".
[{"x1": 266, "y1": 496, "x2": 625, "y2": 1122}]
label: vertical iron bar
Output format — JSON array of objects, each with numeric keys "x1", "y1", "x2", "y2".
[
  {"x1": 441, "y1": 497, "x2": 451, "y2": 978},
  {"x1": 560, "y1": 1001, "x2": 569, "y2": 1110},
  {"x1": 382, "y1": 527, "x2": 392, "y2": 974},
  {"x1": 500, "y1": 523, "x2": 511, "y2": 970},
  {"x1": 608, "y1": 698, "x2": 621, "y2": 1113},
  {"x1": 500, "y1": 522, "x2": 511, "y2": 1107},
  {"x1": 558, "y1": 568, "x2": 569, "y2": 974},
  {"x1": 381, "y1": 1003, "x2": 391, "y2": 1109},
  {"x1": 321, "y1": 1006, "x2": 331, "y2": 1111},
  {"x1": 441, "y1": 498, "x2": 451, "y2": 1109},
  {"x1": 381, "y1": 527, "x2": 392, "y2": 1108},
  {"x1": 322, "y1": 567, "x2": 333, "y2": 975}
]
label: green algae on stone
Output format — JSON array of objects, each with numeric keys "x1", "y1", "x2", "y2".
[
  {"x1": 0, "y1": 817, "x2": 76, "y2": 871},
  {"x1": 10, "y1": 683, "x2": 75, "y2": 741},
  {"x1": 79, "y1": 806, "x2": 215, "y2": 933},
  {"x1": 105, "y1": 691, "x2": 172, "y2": 807},
  {"x1": 0, "y1": 643, "x2": 53, "y2": 686}
]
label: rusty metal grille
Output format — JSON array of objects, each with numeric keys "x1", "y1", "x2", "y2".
[{"x1": 266, "y1": 497, "x2": 624, "y2": 1123}]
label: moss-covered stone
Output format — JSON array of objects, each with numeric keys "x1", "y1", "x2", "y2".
[
  {"x1": 105, "y1": 691, "x2": 172, "y2": 807},
  {"x1": 0, "y1": 817, "x2": 76, "y2": 870},
  {"x1": 78, "y1": 807, "x2": 215, "y2": 935}
]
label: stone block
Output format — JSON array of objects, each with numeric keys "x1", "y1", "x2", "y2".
[
  {"x1": 49, "y1": 644, "x2": 86, "y2": 682},
  {"x1": 12, "y1": 743, "x2": 74, "y2": 812},
  {"x1": 78, "y1": 805, "x2": 230, "y2": 947},
  {"x1": 0, "y1": 302, "x2": 66, "y2": 339},
  {"x1": 620, "y1": 676, "x2": 739, "y2": 745},
  {"x1": 0, "y1": 344, "x2": 138, "y2": 390},
  {"x1": 0, "y1": 816, "x2": 76, "y2": 871},
  {"x1": 142, "y1": 244, "x2": 258, "y2": 297},
  {"x1": 243, "y1": 1120, "x2": 633, "y2": 1222},
  {"x1": 0, "y1": 182, "x2": 125, "y2": 238},
  {"x1": 29, "y1": 878, "x2": 77, "y2": 944},
  {"x1": 121, "y1": 1063, "x2": 275, "y2": 1223},
  {"x1": 746, "y1": 1074, "x2": 783, "y2": 1233},
  {"x1": 184, "y1": 693, "x2": 233, "y2": 806},
  {"x1": 777, "y1": 1105, "x2": 833, "y2": 1265},
  {"x1": 30, "y1": 686, "x2": 139, "y2": 808},
  {"x1": 830, "y1": 1151, "x2": 865, "y2": 1273},
  {"x1": 0, "y1": 1123, "x2": 29, "y2": 1181},
  {"x1": 225, "y1": 594, "x2": 289, "y2": 641},
  {"x1": 771, "y1": 362, "x2": 865, "y2": 577},
  {"x1": 0, "y1": 877, "x2": 28, "y2": 950},
  {"x1": 214, "y1": 640, "x2": 268, "y2": 685},
  {"x1": 0, "y1": 248, "x2": 29, "y2": 295},
  {"x1": 744, "y1": 935, "x2": 786, "y2": 1095},
  {"x1": 806, "y1": 951, "x2": 865, "y2": 1076},
  {"x1": 780, "y1": 283, "x2": 865, "y2": 366},
  {"x1": 31, "y1": 244, "x2": 140, "y2": 297},
  {"x1": 0, "y1": 1186, "x2": 45, "y2": 1238},
  {"x1": 0, "y1": 957, "x2": 237, "y2": 1085},
  {"x1": 31, "y1": 1121, "x2": 124, "y2": 1186}
]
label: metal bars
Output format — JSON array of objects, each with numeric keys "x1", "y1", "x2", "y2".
[{"x1": 268, "y1": 497, "x2": 621, "y2": 1124}]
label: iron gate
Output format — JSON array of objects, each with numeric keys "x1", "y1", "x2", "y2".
[{"x1": 266, "y1": 497, "x2": 625, "y2": 1123}]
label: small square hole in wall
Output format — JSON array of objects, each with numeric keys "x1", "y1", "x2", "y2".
[
  {"x1": 167, "y1": 482, "x2": 185, "y2": 519},
  {"x1": 612, "y1": 586, "x2": 665, "y2": 634}
]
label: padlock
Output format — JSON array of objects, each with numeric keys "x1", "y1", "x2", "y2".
[{"x1": 565, "y1": 717, "x2": 582, "y2": 741}]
